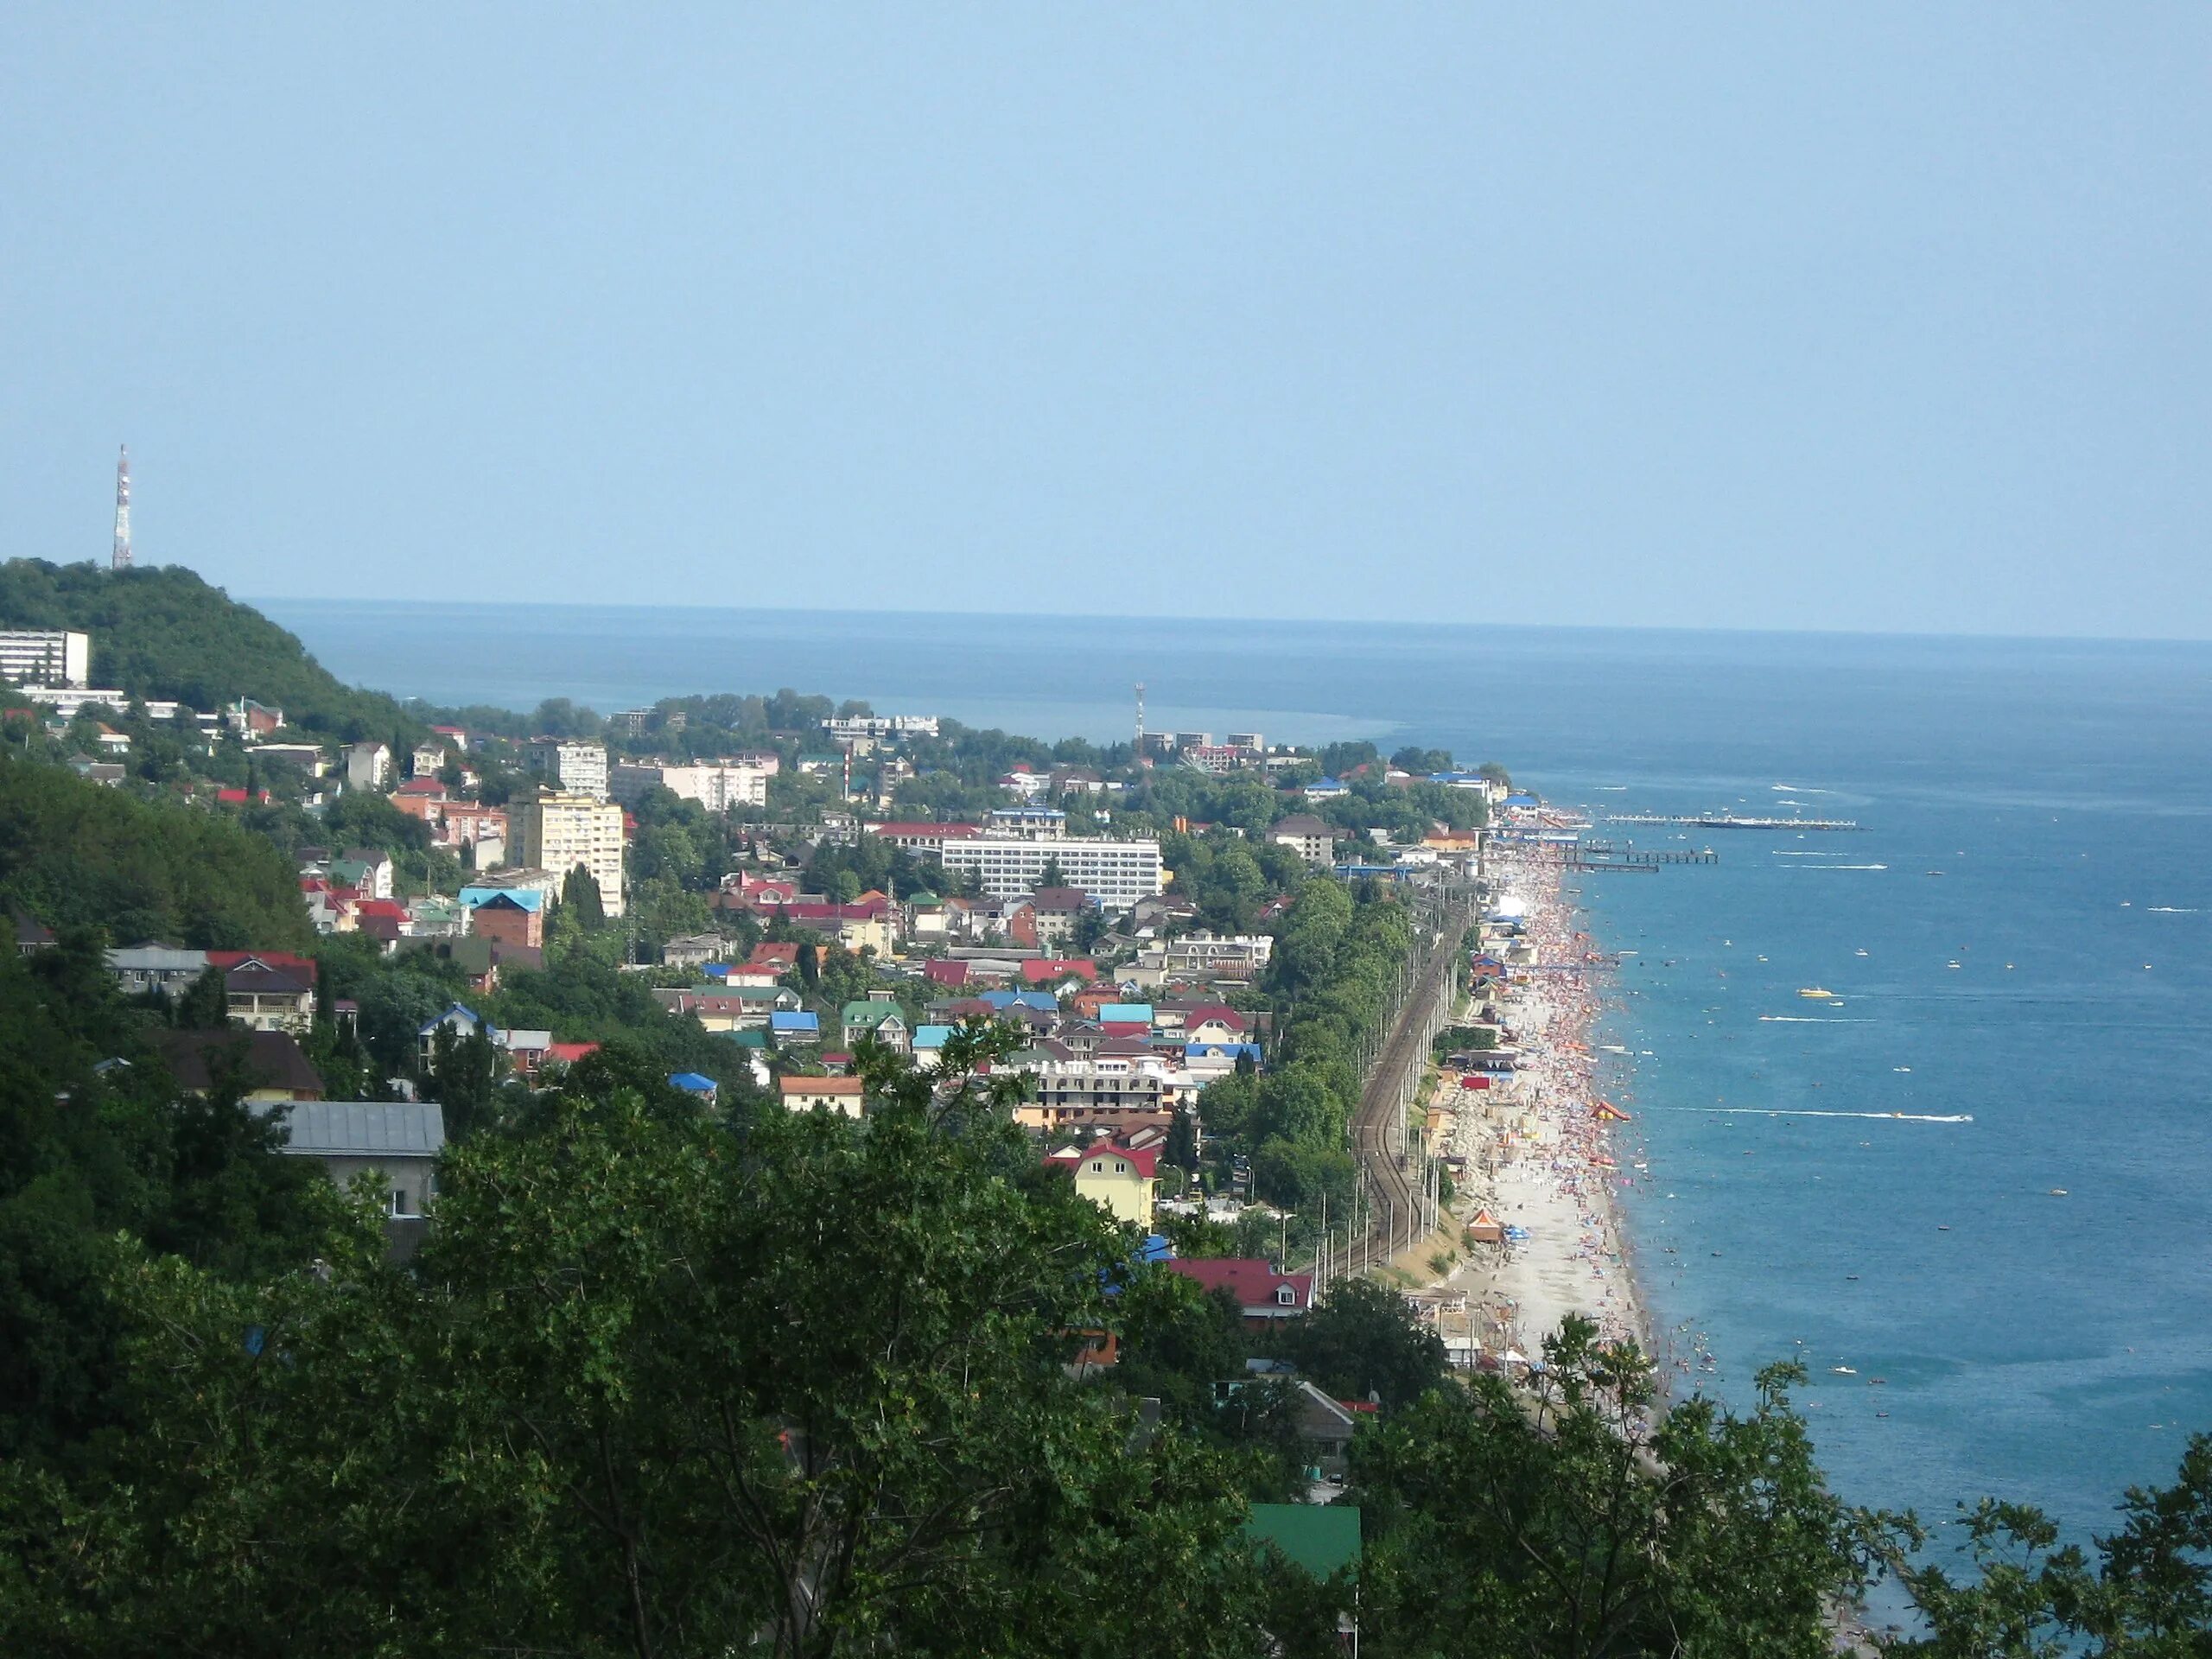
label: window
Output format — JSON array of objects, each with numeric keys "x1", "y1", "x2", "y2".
[{"x1": 1276, "y1": 1287, "x2": 1297, "y2": 1306}]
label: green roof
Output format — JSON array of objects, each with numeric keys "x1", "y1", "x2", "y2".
[
  {"x1": 721, "y1": 1029, "x2": 769, "y2": 1049},
  {"x1": 841, "y1": 1000, "x2": 906, "y2": 1027},
  {"x1": 1243, "y1": 1504, "x2": 1361, "y2": 1582}
]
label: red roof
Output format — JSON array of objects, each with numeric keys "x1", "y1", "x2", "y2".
[
  {"x1": 207, "y1": 950, "x2": 317, "y2": 984},
  {"x1": 1020, "y1": 957, "x2": 1098, "y2": 985},
  {"x1": 547, "y1": 1041, "x2": 600, "y2": 1064},
  {"x1": 1164, "y1": 1259, "x2": 1313, "y2": 1313},
  {"x1": 215, "y1": 787, "x2": 271, "y2": 804},
  {"x1": 748, "y1": 943, "x2": 801, "y2": 969},
  {"x1": 1049, "y1": 1139, "x2": 1160, "y2": 1179},
  {"x1": 923, "y1": 959, "x2": 970, "y2": 987},
  {"x1": 396, "y1": 779, "x2": 446, "y2": 797},
  {"x1": 868, "y1": 822, "x2": 984, "y2": 839},
  {"x1": 355, "y1": 899, "x2": 407, "y2": 919},
  {"x1": 1178, "y1": 1002, "x2": 1249, "y2": 1033}
]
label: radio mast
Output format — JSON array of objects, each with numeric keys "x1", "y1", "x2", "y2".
[
  {"x1": 111, "y1": 447, "x2": 133, "y2": 569},
  {"x1": 1133, "y1": 682, "x2": 1146, "y2": 756}
]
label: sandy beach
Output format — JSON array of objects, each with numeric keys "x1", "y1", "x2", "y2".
[{"x1": 1434, "y1": 842, "x2": 1652, "y2": 1370}]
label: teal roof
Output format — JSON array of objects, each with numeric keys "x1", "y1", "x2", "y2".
[
  {"x1": 1243, "y1": 1503, "x2": 1361, "y2": 1581},
  {"x1": 1100, "y1": 1003, "x2": 1154, "y2": 1024},
  {"x1": 913, "y1": 1025, "x2": 954, "y2": 1048}
]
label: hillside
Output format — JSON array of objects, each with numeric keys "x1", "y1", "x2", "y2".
[
  {"x1": 0, "y1": 560, "x2": 417, "y2": 742},
  {"x1": 0, "y1": 750, "x2": 311, "y2": 950}
]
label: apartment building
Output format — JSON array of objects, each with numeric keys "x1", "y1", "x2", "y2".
[
  {"x1": 0, "y1": 628, "x2": 90, "y2": 688},
  {"x1": 525, "y1": 739, "x2": 609, "y2": 799},
  {"x1": 514, "y1": 791, "x2": 626, "y2": 917},
  {"x1": 935, "y1": 836, "x2": 1163, "y2": 910},
  {"x1": 609, "y1": 759, "x2": 771, "y2": 812}
]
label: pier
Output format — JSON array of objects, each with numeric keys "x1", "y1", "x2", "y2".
[{"x1": 1601, "y1": 813, "x2": 1863, "y2": 831}]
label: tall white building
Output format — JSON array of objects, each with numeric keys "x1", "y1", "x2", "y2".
[
  {"x1": 609, "y1": 760, "x2": 771, "y2": 812},
  {"x1": 0, "y1": 629, "x2": 91, "y2": 689},
  {"x1": 525, "y1": 739, "x2": 608, "y2": 800},
  {"x1": 934, "y1": 836, "x2": 1162, "y2": 910},
  {"x1": 516, "y1": 791, "x2": 626, "y2": 917}
]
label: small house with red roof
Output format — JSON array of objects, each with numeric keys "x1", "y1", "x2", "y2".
[
  {"x1": 1046, "y1": 1134, "x2": 1160, "y2": 1226},
  {"x1": 1164, "y1": 1258, "x2": 1314, "y2": 1325}
]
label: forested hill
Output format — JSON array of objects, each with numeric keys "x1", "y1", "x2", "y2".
[{"x1": 0, "y1": 560, "x2": 416, "y2": 742}]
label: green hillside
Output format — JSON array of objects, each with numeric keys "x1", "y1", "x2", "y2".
[
  {"x1": 0, "y1": 560, "x2": 417, "y2": 742},
  {"x1": 0, "y1": 750, "x2": 311, "y2": 950}
]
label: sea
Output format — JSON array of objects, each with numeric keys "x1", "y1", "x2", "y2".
[{"x1": 266, "y1": 599, "x2": 2212, "y2": 1548}]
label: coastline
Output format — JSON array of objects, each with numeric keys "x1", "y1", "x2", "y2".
[{"x1": 1440, "y1": 844, "x2": 1655, "y2": 1370}]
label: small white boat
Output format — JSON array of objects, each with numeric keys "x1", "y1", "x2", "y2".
[{"x1": 1831, "y1": 1365, "x2": 1857, "y2": 1376}]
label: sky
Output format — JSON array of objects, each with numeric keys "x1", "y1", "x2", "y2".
[{"x1": 3, "y1": 7, "x2": 2209, "y2": 638}]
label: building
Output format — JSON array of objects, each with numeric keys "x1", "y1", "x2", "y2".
[
  {"x1": 461, "y1": 889, "x2": 544, "y2": 949},
  {"x1": 525, "y1": 739, "x2": 609, "y2": 799},
  {"x1": 821, "y1": 714, "x2": 938, "y2": 740},
  {"x1": 154, "y1": 1029, "x2": 324, "y2": 1103},
  {"x1": 934, "y1": 836, "x2": 1163, "y2": 910},
  {"x1": 0, "y1": 628, "x2": 91, "y2": 688},
  {"x1": 109, "y1": 943, "x2": 212, "y2": 1001},
  {"x1": 779, "y1": 1075, "x2": 866, "y2": 1116},
  {"x1": 514, "y1": 791, "x2": 626, "y2": 917},
  {"x1": 840, "y1": 1000, "x2": 911, "y2": 1053},
  {"x1": 1164, "y1": 1258, "x2": 1314, "y2": 1324},
  {"x1": 1046, "y1": 1135, "x2": 1160, "y2": 1227},
  {"x1": 1011, "y1": 1052, "x2": 1194, "y2": 1128},
  {"x1": 867, "y1": 821, "x2": 987, "y2": 857},
  {"x1": 345, "y1": 741, "x2": 392, "y2": 792},
  {"x1": 609, "y1": 759, "x2": 772, "y2": 812},
  {"x1": 1140, "y1": 931, "x2": 1274, "y2": 978},
  {"x1": 212, "y1": 951, "x2": 319, "y2": 1033},
  {"x1": 1268, "y1": 815, "x2": 1337, "y2": 866},
  {"x1": 265, "y1": 1100, "x2": 445, "y2": 1219},
  {"x1": 987, "y1": 805, "x2": 1066, "y2": 837}
]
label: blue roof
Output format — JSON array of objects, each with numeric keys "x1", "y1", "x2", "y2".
[
  {"x1": 417, "y1": 1003, "x2": 494, "y2": 1039},
  {"x1": 1100, "y1": 1003, "x2": 1153, "y2": 1024},
  {"x1": 1009, "y1": 990, "x2": 1057, "y2": 1013},
  {"x1": 1188, "y1": 1042, "x2": 1262, "y2": 1059},
  {"x1": 459, "y1": 887, "x2": 544, "y2": 912},
  {"x1": 1504, "y1": 793, "x2": 1539, "y2": 808},
  {"x1": 978, "y1": 989, "x2": 1020, "y2": 1009},
  {"x1": 669, "y1": 1072, "x2": 717, "y2": 1093},
  {"x1": 770, "y1": 1010, "x2": 820, "y2": 1033},
  {"x1": 913, "y1": 1024, "x2": 954, "y2": 1047}
]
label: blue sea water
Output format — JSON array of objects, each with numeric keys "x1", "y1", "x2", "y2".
[{"x1": 266, "y1": 599, "x2": 2212, "y2": 1540}]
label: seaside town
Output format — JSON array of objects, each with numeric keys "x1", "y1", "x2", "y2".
[
  {"x1": 0, "y1": 580, "x2": 1645, "y2": 1389},
  {"x1": 5, "y1": 564, "x2": 2206, "y2": 1651}
]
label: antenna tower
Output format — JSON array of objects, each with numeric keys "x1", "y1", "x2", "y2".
[
  {"x1": 1133, "y1": 682, "x2": 1146, "y2": 756},
  {"x1": 111, "y1": 447, "x2": 133, "y2": 569}
]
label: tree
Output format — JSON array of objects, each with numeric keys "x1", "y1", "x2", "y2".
[
  {"x1": 171, "y1": 963, "x2": 230, "y2": 1029},
  {"x1": 0, "y1": 1037, "x2": 1303, "y2": 1658},
  {"x1": 561, "y1": 862, "x2": 605, "y2": 929},
  {"x1": 1288, "y1": 1278, "x2": 1446, "y2": 1411},
  {"x1": 428, "y1": 1021, "x2": 501, "y2": 1141},
  {"x1": 1351, "y1": 1319, "x2": 1885, "y2": 1657}
]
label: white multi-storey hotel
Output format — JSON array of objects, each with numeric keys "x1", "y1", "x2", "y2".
[
  {"x1": 608, "y1": 760, "x2": 771, "y2": 812},
  {"x1": 934, "y1": 836, "x2": 1163, "y2": 911},
  {"x1": 0, "y1": 628, "x2": 91, "y2": 689}
]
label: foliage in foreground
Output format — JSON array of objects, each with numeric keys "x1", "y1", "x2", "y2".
[{"x1": 0, "y1": 1027, "x2": 2205, "y2": 1656}]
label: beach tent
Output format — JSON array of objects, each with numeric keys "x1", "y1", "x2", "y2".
[{"x1": 1465, "y1": 1209, "x2": 1504, "y2": 1245}]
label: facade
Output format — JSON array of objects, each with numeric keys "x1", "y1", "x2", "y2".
[
  {"x1": 515, "y1": 791, "x2": 626, "y2": 917},
  {"x1": 778, "y1": 1075, "x2": 866, "y2": 1116},
  {"x1": 213, "y1": 951, "x2": 319, "y2": 1033},
  {"x1": 1142, "y1": 931, "x2": 1274, "y2": 977},
  {"x1": 1047, "y1": 1137, "x2": 1160, "y2": 1227},
  {"x1": 840, "y1": 999, "x2": 911, "y2": 1052},
  {"x1": 0, "y1": 628, "x2": 91, "y2": 688},
  {"x1": 267, "y1": 1101, "x2": 445, "y2": 1218},
  {"x1": 867, "y1": 821, "x2": 986, "y2": 857},
  {"x1": 346, "y1": 741, "x2": 393, "y2": 791},
  {"x1": 1268, "y1": 815, "x2": 1336, "y2": 866},
  {"x1": 525, "y1": 739, "x2": 609, "y2": 799},
  {"x1": 1011, "y1": 1053, "x2": 1193, "y2": 1128},
  {"x1": 155, "y1": 1030, "x2": 325, "y2": 1103},
  {"x1": 934, "y1": 836, "x2": 1163, "y2": 910},
  {"x1": 109, "y1": 944, "x2": 211, "y2": 1000},
  {"x1": 465, "y1": 889, "x2": 544, "y2": 949},
  {"x1": 609, "y1": 759, "x2": 772, "y2": 812}
]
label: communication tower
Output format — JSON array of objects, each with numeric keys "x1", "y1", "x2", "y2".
[{"x1": 111, "y1": 447, "x2": 133, "y2": 569}]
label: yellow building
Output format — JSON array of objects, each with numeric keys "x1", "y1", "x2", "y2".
[
  {"x1": 1048, "y1": 1137, "x2": 1159, "y2": 1228},
  {"x1": 515, "y1": 790, "x2": 626, "y2": 918}
]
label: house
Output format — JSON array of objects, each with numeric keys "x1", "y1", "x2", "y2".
[
  {"x1": 840, "y1": 1000, "x2": 911, "y2": 1053},
  {"x1": 747, "y1": 941, "x2": 801, "y2": 976},
  {"x1": 1025, "y1": 888, "x2": 1094, "y2": 946},
  {"x1": 1020, "y1": 957, "x2": 1098, "y2": 989},
  {"x1": 13, "y1": 912, "x2": 55, "y2": 956},
  {"x1": 1046, "y1": 1135, "x2": 1160, "y2": 1227},
  {"x1": 67, "y1": 755, "x2": 125, "y2": 786},
  {"x1": 416, "y1": 1003, "x2": 497, "y2": 1066},
  {"x1": 1164, "y1": 1258, "x2": 1314, "y2": 1325},
  {"x1": 264, "y1": 1100, "x2": 444, "y2": 1223},
  {"x1": 209, "y1": 951, "x2": 318, "y2": 1033},
  {"x1": 1228, "y1": 1385, "x2": 1363, "y2": 1480},
  {"x1": 461, "y1": 888, "x2": 544, "y2": 950},
  {"x1": 922, "y1": 958, "x2": 970, "y2": 989},
  {"x1": 655, "y1": 985, "x2": 801, "y2": 1032},
  {"x1": 911, "y1": 1025, "x2": 955, "y2": 1069},
  {"x1": 410, "y1": 742, "x2": 447, "y2": 779},
  {"x1": 346, "y1": 741, "x2": 393, "y2": 792},
  {"x1": 398, "y1": 935, "x2": 502, "y2": 994},
  {"x1": 226, "y1": 698, "x2": 286, "y2": 739},
  {"x1": 662, "y1": 932, "x2": 733, "y2": 970},
  {"x1": 669, "y1": 1072, "x2": 719, "y2": 1104},
  {"x1": 779, "y1": 1075, "x2": 865, "y2": 1116},
  {"x1": 154, "y1": 1030, "x2": 325, "y2": 1103},
  {"x1": 769, "y1": 1009, "x2": 822, "y2": 1047},
  {"x1": 1268, "y1": 815, "x2": 1337, "y2": 866}
]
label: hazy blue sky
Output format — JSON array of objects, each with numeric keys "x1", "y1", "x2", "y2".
[{"x1": 5, "y1": 8, "x2": 2208, "y2": 636}]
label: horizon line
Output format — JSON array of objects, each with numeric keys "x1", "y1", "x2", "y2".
[{"x1": 241, "y1": 590, "x2": 2212, "y2": 651}]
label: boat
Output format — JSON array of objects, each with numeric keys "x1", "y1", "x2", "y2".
[
  {"x1": 1831, "y1": 1365, "x2": 1857, "y2": 1375},
  {"x1": 1798, "y1": 987, "x2": 1839, "y2": 999}
]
